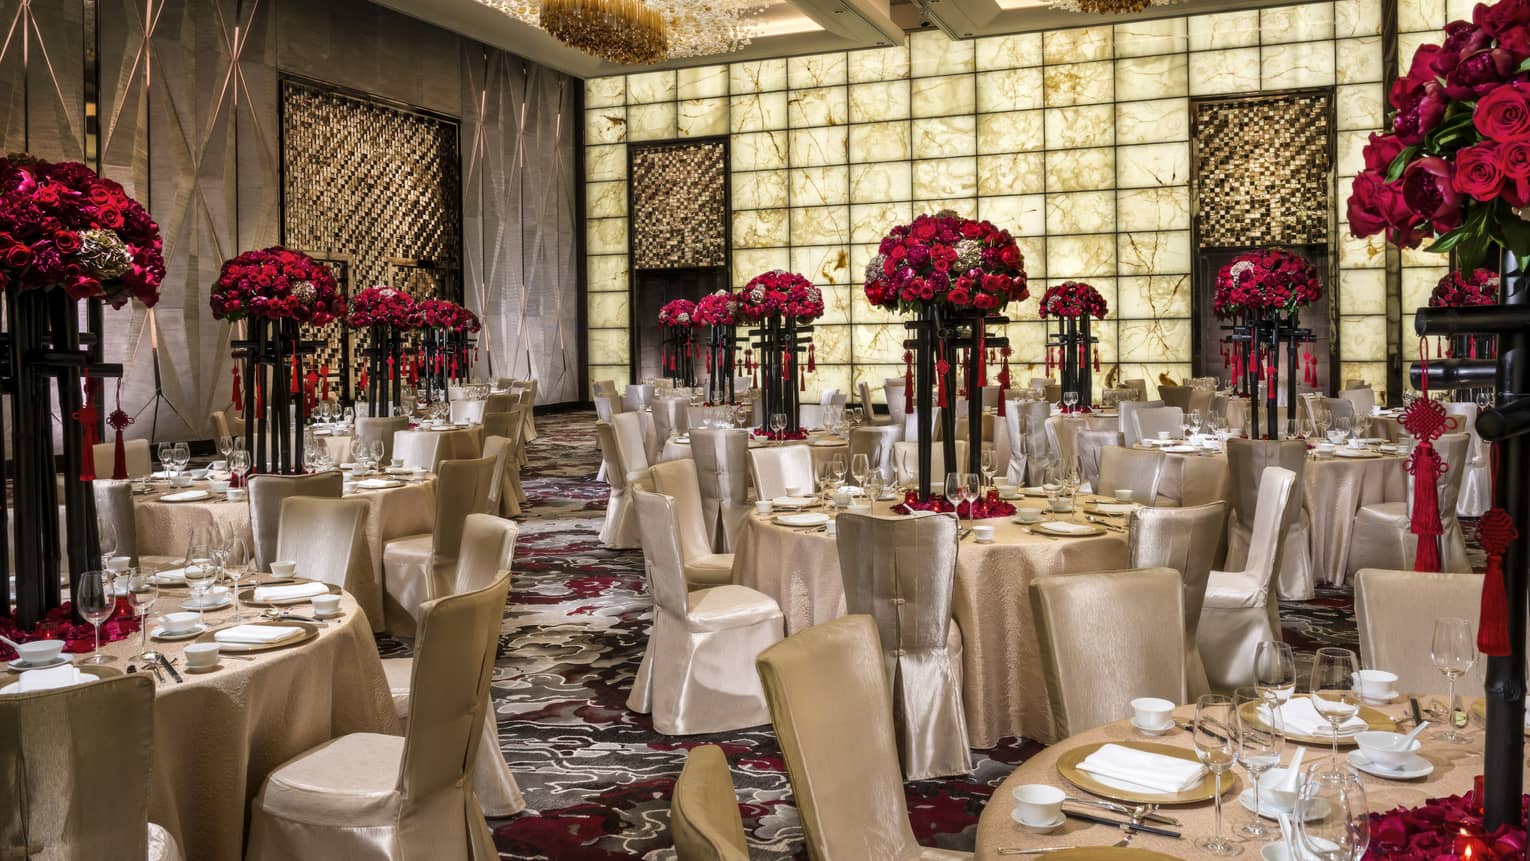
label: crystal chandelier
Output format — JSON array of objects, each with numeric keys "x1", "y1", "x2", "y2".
[
  {"x1": 473, "y1": 0, "x2": 767, "y2": 63},
  {"x1": 1050, "y1": 0, "x2": 1178, "y2": 13}
]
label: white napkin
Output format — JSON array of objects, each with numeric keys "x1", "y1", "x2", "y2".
[
  {"x1": 1040, "y1": 521, "x2": 1095, "y2": 535},
  {"x1": 18, "y1": 666, "x2": 86, "y2": 693},
  {"x1": 253, "y1": 582, "x2": 329, "y2": 603},
  {"x1": 356, "y1": 478, "x2": 402, "y2": 489},
  {"x1": 214, "y1": 624, "x2": 303, "y2": 645},
  {"x1": 1077, "y1": 743, "x2": 1207, "y2": 794},
  {"x1": 160, "y1": 490, "x2": 210, "y2": 502},
  {"x1": 1269, "y1": 695, "x2": 1368, "y2": 737},
  {"x1": 152, "y1": 567, "x2": 187, "y2": 585}
]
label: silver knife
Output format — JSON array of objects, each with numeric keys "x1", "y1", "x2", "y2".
[{"x1": 156, "y1": 654, "x2": 183, "y2": 684}]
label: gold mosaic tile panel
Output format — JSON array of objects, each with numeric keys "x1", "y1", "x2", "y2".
[
  {"x1": 1193, "y1": 93, "x2": 1331, "y2": 248},
  {"x1": 630, "y1": 141, "x2": 728, "y2": 269}
]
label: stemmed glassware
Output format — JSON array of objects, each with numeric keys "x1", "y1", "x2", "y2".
[
  {"x1": 1187, "y1": 409, "x2": 1202, "y2": 438},
  {"x1": 817, "y1": 460, "x2": 835, "y2": 506},
  {"x1": 157, "y1": 442, "x2": 173, "y2": 478},
  {"x1": 77, "y1": 570, "x2": 116, "y2": 664},
  {"x1": 182, "y1": 527, "x2": 217, "y2": 626},
  {"x1": 980, "y1": 448, "x2": 998, "y2": 495},
  {"x1": 829, "y1": 453, "x2": 847, "y2": 492},
  {"x1": 961, "y1": 472, "x2": 981, "y2": 517},
  {"x1": 1431, "y1": 617, "x2": 1478, "y2": 743},
  {"x1": 229, "y1": 449, "x2": 251, "y2": 489},
  {"x1": 1254, "y1": 640, "x2": 1297, "y2": 704},
  {"x1": 1062, "y1": 390, "x2": 1079, "y2": 411},
  {"x1": 1234, "y1": 686, "x2": 1284, "y2": 837},
  {"x1": 1296, "y1": 763, "x2": 1370, "y2": 861},
  {"x1": 171, "y1": 442, "x2": 191, "y2": 477},
  {"x1": 123, "y1": 568, "x2": 158, "y2": 661},
  {"x1": 1193, "y1": 693, "x2": 1240, "y2": 856},
  {"x1": 1327, "y1": 417, "x2": 1352, "y2": 446},
  {"x1": 769, "y1": 413, "x2": 787, "y2": 442},
  {"x1": 97, "y1": 517, "x2": 118, "y2": 570},
  {"x1": 223, "y1": 530, "x2": 254, "y2": 622},
  {"x1": 849, "y1": 453, "x2": 870, "y2": 488},
  {"x1": 944, "y1": 473, "x2": 962, "y2": 515},
  {"x1": 1310, "y1": 647, "x2": 1362, "y2": 761},
  {"x1": 217, "y1": 435, "x2": 234, "y2": 464}
]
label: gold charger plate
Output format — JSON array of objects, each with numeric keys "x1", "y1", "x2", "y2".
[
  {"x1": 1239, "y1": 700, "x2": 1395, "y2": 746},
  {"x1": 236, "y1": 580, "x2": 342, "y2": 607},
  {"x1": 196, "y1": 621, "x2": 318, "y2": 653},
  {"x1": 1056, "y1": 741, "x2": 1236, "y2": 805},
  {"x1": 1032, "y1": 521, "x2": 1108, "y2": 538},
  {"x1": 1468, "y1": 699, "x2": 1528, "y2": 735},
  {"x1": 1037, "y1": 851, "x2": 1180, "y2": 861}
]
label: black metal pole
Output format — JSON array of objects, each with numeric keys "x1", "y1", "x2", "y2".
[
  {"x1": 1080, "y1": 314, "x2": 1093, "y2": 411},
  {"x1": 917, "y1": 310, "x2": 933, "y2": 500},
  {"x1": 967, "y1": 318, "x2": 983, "y2": 477}
]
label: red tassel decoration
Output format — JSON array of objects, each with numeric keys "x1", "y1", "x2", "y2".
[
  {"x1": 232, "y1": 365, "x2": 243, "y2": 411},
  {"x1": 359, "y1": 365, "x2": 368, "y2": 393},
  {"x1": 936, "y1": 357, "x2": 949, "y2": 409},
  {"x1": 783, "y1": 352, "x2": 791, "y2": 381},
  {"x1": 1400, "y1": 346, "x2": 1451, "y2": 573},
  {"x1": 745, "y1": 349, "x2": 753, "y2": 374},
  {"x1": 1477, "y1": 504, "x2": 1517, "y2": 655},
  {"x1": 73, "y1": 375, "x2": 99, "y2": 482},
  {"x1": 903, "y1": 350, "x2": 914, "y2": 414},
  {"x1": 1045, "y1": 346, "x2": 1053, "y2": 377},
  {"x1": 807, "y1": 342, "x2": 816, "y2": 373},
  {"x1": 387, "y1": 356, "x2": 395, "y2": 381},
  {"x1": 1094, "y1": 346, "x2": 1100, "y2": 373},
  {"x1": 997, "y1": 346, "x2": 1012, "y2": 418},
  {"x1": 800, "y1": 361, "x2": 806, "y2": 392},
  {"x1": 255, "y1": 371, "x2": 265, "y2": 417},
  {"x1": 321, "y1": 363, "x2": 331, "y2": 401},
  {"x1": 108, "y1": 390, "x2": 133, "y2": 480}
]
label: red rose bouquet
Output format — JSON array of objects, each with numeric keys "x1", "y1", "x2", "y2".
[
  {"x1": 416, "y1": 298, "x2": 481, "y2": 333},
  {"x1": 658, "y1": 298, "x2": 698, "y2": 327},
  {"x1": 863, "y1": 212, "x2": 1029, "y2": 315},
  {"x1": 1213, "y1": 248, "x2": 1323, "y2": 318},
  {"x1": 0, "y1": 154, "x2": 164, "y2": 307},
  {"x1": 1038, "y1": 281, "x2": 1108, "y2": 319},
  {"x1": 346, "y1": 285, "x2": 419, "y2": 328},
  {"x1": 1430, "y1": 268, "x2": 1500, "y2": 306},
  {"x1": 692, "y1": 290, "x2": 738, "y2": 326},
  {"x1": 891, "y1": 488, "x2": 1017, "y2": 519},
  {"x1": 210, "y1": 247, "x2": 344, "y2": 325},
  {"x1": 1347, "y1": 0, "x2": 1530, "y2": 267},
  {"x1": 739, "y1": 270, "x2": 824, "y2": 323}
]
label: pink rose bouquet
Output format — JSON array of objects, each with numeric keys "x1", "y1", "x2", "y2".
[
  {"x1": 210, "y1": 247, "x2": 344, "y2": 325},
  {"x1": 863, "y1": 212, "x2": 1029, "y2": 315},
  {"x1": 346, "y1": 285, "x2": 419, "y2": 329},
  {"x1": 0, "y1": 154, "x2": 164, "y2": 307},
  {"x1": 658, "y1": 298, "x2": 698, "y2": 327},
  {"x1": 1038, "y1": 281, "x2": 1108, "y2": 319},
  {"x1": 1213, "y1": 248, "x2": 1323, "y2": 318},
  {"x1": 692, "y1": 291, "x2": 738, "y2": 326},
  {"x1": 739, "y1": 270, "x2": 823, "y2": 323},
  {"x1": 416, "y1": 298, "x2": 481, "y2": 334},
  {"x1": 1429, "y1": 268, "x2": 1500, "y2": 306}
]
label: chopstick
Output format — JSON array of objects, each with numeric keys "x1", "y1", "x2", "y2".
[{"x1": 1062, "y1": 807, "x2": 1181, "y2": 838}]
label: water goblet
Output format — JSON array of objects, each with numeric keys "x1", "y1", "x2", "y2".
[
  {"x1": 1432, "y1": 617, "x2": 1477, "y2": 743},
  {"x1": 1311, "y1": 647, "x2": 1361, "y2": 762},
  {"x1": 217, "y1": 435, "x2": 234, "y2": 461},
  {"x1": 77, "y1": 570, "x2": 117, "y2": 665},
  {"x1": 224, "y1": 531, "x2": 254, "y2": 622},
  {"x1": 172, "y1": 442, "x2": 191, "y2": 475},
  {"x1": 1062, "y1": 390, "x2": 1079, "y2": 411},
  {"x1": 97, "y1": 517, "x2": 118, "y2": 570},
  {"x1": 1296, "y1": 763, "x2": 1370, "y2": 861},
  {"x1": 850, "y1": 453, "x2": 870, "y2": 488},
  {"x1": 961, "y1": 472, "x2": 981, "y2": 515},
  {"x1": 124, "y1": 568, "x2": 158, "y2": 661},
  {"x1": 1193, "y1": 694, "x2": 1240, "y2": 856},
  {"x1": 157, "y1": 442, "x2": 173, "y2": 478},
  {"x1": 980, "y1": 448, "x2": 998, "y2": 494},
  {"x1": 1254, "y1": 640, "x2": 1297, "y2": 704},
  {"x1": 1234, "y1": 686, "x2": 1284, "y2": 837},
  {"x1": 769, "y1": 413, "x2": 787, "y2": 441},
  {"x1": 229, "y1": 449, "x2": 251, "y2": 489}
]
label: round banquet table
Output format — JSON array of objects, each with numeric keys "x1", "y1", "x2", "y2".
[
  {"x1": 730, "y1": 495, "x2": 1129, "y2": 746},
  {"x1": 132, "y1": 474, "x2": 438, "y2": 633},
  {"x1": 660, "y1": 433, "x2": 850, "y2": 473},
  {"x1": 79, "y1": 588, "x2": 398, "y2": 861},
  {"x1": 392, "y1": 424, "x2": 485, "y2": 469},
  {"x1": 975, "y1": 700, "x2": 1480, "y2": 859}
]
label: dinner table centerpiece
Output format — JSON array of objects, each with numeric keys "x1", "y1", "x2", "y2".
[
  {"x1": 1429, "y1": 268, "x2": 1500, "y2": 361},
  {"x1": 1038, "y1": 280, "x2": 1108, "y2": 413},
  {"x1": 1213, "y1": 247, "x2": 1324, "y2": 439},
  {"x1": 738, "y1": 270, "x2": 824, "y2": 439},
  {"x1": 414, "y1": 298, "x2": 480, "y2": 406},
  {"x1": 693, "y1": 290, "x2": 740, "y2": 404},
  {"x1": 657, "y1": 298, "x2": 701, "y2": 388},
  {"x1": 345, "y1": 285, "x2": 420, "y2": 417}
]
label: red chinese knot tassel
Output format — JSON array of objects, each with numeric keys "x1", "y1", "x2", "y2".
[
  {"x1": 1477, "y1": 505, "x2": 1517, "y2": 656},
  {"x1": 903, "y1": 350, "x2": 914, "y2": 414},
  {"x1": 73, "y1": 375, "x2": 100, "y2": 482},
  {"x1": 232, "y1": 365, "x2": 243, "y2": 411},
  {"x1": 108, "y1": 394, "x2": 134, "y2": 481}
]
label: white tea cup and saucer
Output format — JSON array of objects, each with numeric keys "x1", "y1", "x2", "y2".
[
  {"x1": 1352, "y1": 669, "x2": 1399, "y2": 704},
  {"x1": 183, "y1": 642, "x2": 221, "y2": 672},
  {"x1": 312, "y1": 594, "x2": 343, "y2": 619},
  {"x1": 1113, "y1": 489, "x2": 1133, "y2": 503},
  {"x1": 755, "y1": 500, "x2": 774, "y2": 515},
  {"x1": 1314, "y1": 443, "x2": 1335, "y2": 459},
  {"x1": 972, "y1": 525, "x2": 995, "y2": 544},
  {"x1": 153, "y1": 611, "x2": 205, "y2": 640},
  {"x1": 269, "y1": 561, "x2": 298, "y2": 579},
  {"x1": 6, "y1": 639, "x2": 67, "y2": 670},
  {"x1": 1014, "y1": 508, "x2": 1043, "y2": 525},
  {"x1": 1010, "y1": 784, "x2": 1065, "y2": 832},
  {"x1": 1130, "y1": 696, "x2": 1175, "y2": 736}
]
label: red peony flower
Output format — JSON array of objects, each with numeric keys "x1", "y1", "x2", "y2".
[
  {"x1": 657, "y1": 298, "x2": 699, "y2": 327},
  {"x1": 1348, "y1": 170, "x2": 1426, "y2": 248},
  {"x1": 1402, "y1": 157, "x2": 1465, "y2": 233},
  {"x1": 210, "y1": 247, "x2": 344, "y2": 325}
]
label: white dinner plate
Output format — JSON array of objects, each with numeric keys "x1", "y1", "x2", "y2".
[
  {"x1": 1345, "y1": 749, "x2": 1434, "y2": 780},
  {"x1": 1163, "y1": 445, "x2": 1200, "y2": 454},
  {"x1": 1031, "y1": 520, "x2": 1105, "y2": 537},
  {"x1": 1239, "y1": 787, "x2": 1328, "y2": 821},
  {"x1": 354, "y1": 478, "x2": 404, "y2": 490},
  {"x1": 770, "y1": 496, "x2": 817, "y2": 509},
  {"x1": 181, "y1": 596, "x2": 232, "y2": 611},
  {"x1": 1089, "y1": 503, "x2": 1137, "y2": 515},
  {"x1": 150, "y1": 624, "x2": 208, "y2": 641},
  {"x1": 1334, "y1": 448, "x2": 1381, "y2": 459},
  {"x1": 159, "y1": 490, "x2": 212, "y2": 503},
  {"x1": 809, "y1": 439, "x2": 843, "y2": 447},
  {"x1": 774, "y1": 512, "x2": 830, "y2": 527}
]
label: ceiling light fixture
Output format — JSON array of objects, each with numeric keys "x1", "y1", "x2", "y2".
[
  {"x1": 1048, "y1": 0, "x2": 1179, "y2": 14},
  {"x1": 474, "y1": 0, "x2": 769, "y2": 63}
]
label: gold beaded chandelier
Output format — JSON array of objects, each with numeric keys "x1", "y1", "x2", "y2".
[
  {"x1": 474, "y1": 0, "x2": 766, "y2": 64},
  {"x1": 1049, "y1": 0, "x2": 1178, "y2": 13}
]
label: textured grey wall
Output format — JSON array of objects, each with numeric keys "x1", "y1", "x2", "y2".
[{"x1": 0, "y1": 0, "x2": 580, "y2": 442}]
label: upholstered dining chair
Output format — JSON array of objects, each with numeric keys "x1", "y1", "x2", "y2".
[
  {"x1": 507, "y1": 402, "x2": 534, "y2": 478},
  {"x1": 593, "y1": 393, "x2": 622, "y2": 423},
  {"x1": 1131, "y1": 406, "x2": 1185, "y2": 443},
  {"x1": 1225, "y1": 438, "x2": 1313, "y2": 601},
  {"x1": 595, "y1": 421, "x2": 640, "y2": 549},
  {"x1": 91, "y1": 439, "x2": 151, "y2": 479},
  {"x1": 247, "y1": 572, "x2": 510, "y2": 861},
  {"x1": 485, "y1": 391, "x2": 517, "y2": 416},
  {"x1": 209, "y1": 406, "x2": 246, "y2": 441},
  {"x1": 689, "y1": 427, "x2": 751, "y2": 552},
  {"x1": 393, "y1": 430, "x2": 445, "y2": 472},
  {"x1": 382, "y1": 454, "x2": 497, "y2": 631},
  {"x1": 849, "y1": 424, "x2": 901, "y2": 484},
  {"x1": 275, "y1": 496, "x2": 379, "y2": 630},
  {"x1": 650, "y1": 458, "x2": 736, "y2": 589},
  {"x1": 1117, "y1": 399, "x2": 1165, "y2": 447},
  {"x1": 1444, "y1": 402, "x2": 1492, "y2": 518},
  {"x1": 1346, "y1": 432, "x2": 1473, "y2": 576},
  {"x1": 481, "y1": 434, "x2": 520, "y2": 517},
  {"x1": 93, "y1": 480, "x2": 181, "y2": 571},
  {"x1": 513, "y1": 380, "x2": 539, "y2": 441},
  {"x1": 592, "y1": 379, "x2": 619, "y2": 399},
  {"x1": 671, "y1": 745, "x2": 750, "y2": 861},
  {"x1": 1096, "y1": 446, "x2": 1166, "y2": 505},
  {"x1": 892, "y1": 440, "x2": 969, "y2": 487},
  {"x1": 612, "y1": 411, "x2": 653, "y2": 482},
  {"x1": 884, "y1": 378, "x2": 908, "y2": 430},
  {"x1": 747, "y1": 444, "x2": 817, "y2": 500},
  {"x1": 380, "y1": 514, "x2": 523, "y2": 818},
  {"x1": 1355, "y1": 568, "x2": 1485, "y2": 700},
  {"x1": 857, "y1": 380, "x2": 888, "y2": 425},
  {"x1": 0, "y1": 674, "x2": 183, "y2": 861},
  {"x1": 1076, "y1": 430, "x2": 1124, "y2": 493},
  {"x1": 1157, "y1": 385, "x2": 1193, "y2": 411},
  {"x1": 451, "y1": 398, "x2": 487, "y2": 425},
  {"x1": 355, "y1": 415, "x2": 409, "y2": 462},
  {"x1": 1129, "y1": 502, "x2": 1227, "y2": 699},
  {"x1": 1032, "y1": 567, "x2": 1187, "y2": 738},
  {"x1": 1338, "y1": 387, "x2": 1376, "y2": 418},
  {"x1": 1198, "y1": 466, "x2": 1296, "y2": 690},
  {"x1": 1121, "y1": 378, "x2": 1148, "y2": 402},
  {"x1": 627, "y1": 488, "x2": 783, "y2": 734},
  {"x1": 1020, "y1": 400, "x2": 1051, "y2": 483},
  {"x1": 1001, "y1": 400, "x2": 1028, "y2": 485},
  {"x1": 624, "y1": 383, "x2": 654, "y2": 412},
  {"x1": 754, "y1": 615, "x2": 971, "y2": 860},
  {"x1": 834, "y1": 511, "x2": 970, "y2": 779},
  {"x1": 1180, "y1": 455, "x2": 1231, "y2": 509},
  {"x1": 246, "y1": 471, "x2": 343, "y2": 571}
]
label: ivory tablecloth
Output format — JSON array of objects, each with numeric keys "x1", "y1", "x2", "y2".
[
  {"x1": 315, "y1": 432, "x2": 353, "y2": 464},
  {"x1": 976, "y1": 701, "x2": 1478, "y2": 859},
  {"x1": 392, "y1": 426, "x2": 485, "y2": 470},
  {"x1": 730, "y1": 498, "x2": 1128, "y2": 746},
  {"x1": 87, "y1": 589, "x2": 398, "y2": 861},
  {"x1": 660, "y1": 435, "x2": 849, "y2": 476}
]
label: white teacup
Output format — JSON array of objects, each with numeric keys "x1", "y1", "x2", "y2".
[
  {"x1": 269, "y1": 561, "x2": 298, "y2": 578},
  {"x1": 160, "y1": 611, "x2": 201, "y2": 635},
  {"x1": 196, "y1": 585, "x2": 229, "y2": 606},
  {"x1": 1353, "y1": 669, "x2": 1399, "y2": 703},
  {"x1": 1015, "y1": 508, "x2": 1043, "y2": 524},
  {"x1": 1130, "y1": 696, "x2": 1175, "y2": 731},
  {"x1": 169, "y1": 472, "x2": 193, "y2": 488},
  {"x1": 184, "y1": 642, "x2": 220, "y2": 670},
  {"x1": 208, "y1": 479, "x2": 230, "y2": 494},
  {"x1": 1047, "y1": 496, "x2": 1073, "y2": 513},
  {"x1": 312, "y1": 594, "x2": 343, "y2": 617},
  {"x1": 106, "y1": 555, "x2": 132, "y2": 572},
  {"x1": 10, "y1": 639, "x2": 65, "y2": 666},
  {"x1": 1113, "y1": 489, "x2": 1133, "y2": 503},
  {"x1": 972, "y1": 525, "x2": 995, "y2": 543},
  {"x1": 755, "y1": 500, "x2": 773, "y2": 515},
  {"x1": 1157, "y1": 431, "x2": 1171, "y2": 441},
  {"x1": 1011, "y1": 784, "x2": 1065, "y2": 827},
  {"x1": 391, "y1": 458, "x2": 405, "y2": 468},
  {"x1": 1315, "y1": 443, "x2": 1336, "y2": 458},
  {"x1": 224, "y1": 487, "x2": 245, "y2": 502},
  {"x1": 1259, "y1": 768, "x2": 1304, "y2": 813},
  {"x1": 209, "y1": 460, "x2": 228, "y2": 472},
  {"x1": 1348, "y1": 437, "x2": 1367, "y2": 449}
]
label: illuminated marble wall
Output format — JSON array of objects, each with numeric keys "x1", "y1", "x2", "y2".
[{"x1": 585, "y1": 1, "x2": 1387, "y2": 400}]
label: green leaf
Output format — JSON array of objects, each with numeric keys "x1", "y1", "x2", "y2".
[
  {"x1": 1386, "y1": 146, "x2": 1418, "y2": 182},
  {"x1": 1496, "y1": 200, "x2": 1530, "y2": 258},
  {"x1": 1425, "y1": 229, "x2": 1465, "y2": 254},
  {"x1": 1519, "y1": 56, "x2": 1530, "y2": 72}
]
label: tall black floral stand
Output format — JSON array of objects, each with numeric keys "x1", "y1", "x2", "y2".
[
  {"x1": 418, "y1": 329, "x2": 474, "y2": 406},
  {"x1": 361, "y1": 324, "x2": 405, "y2": 418},
  {"x1": 749, "y1": 317, "x2": 809, "y2": 435},
  {"x1": 1412, "y1": 250, "x2": 1530, "y2": 832},
  {"x1": 1047, "y1": 313, "x2": 1095, "y2": 411},
  {"x1": 901, "y1": 308, "x2": 1007, "y2": 498},
  {"x1": 232, "y1": 318, "x2": 319, "y2": 475},
  {"x1": 1227, "y1": 309, "x2": 1312, "y2": 439},
  {"x1": 1, "y1": 291, "x2": 123, "y2": 626},
  {"x1": 663, "y1": 327, "x2": 697, "y2": 388},
  {"x1": 706, "y1": 324, "x2": 736, "y2": 404}
]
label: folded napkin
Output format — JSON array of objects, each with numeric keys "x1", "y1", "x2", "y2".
[
  {"x1": 253, "y1": 582, "x2": 329, "y2": 603},
  {"x1": 160, "y1": 490, "x2": 210, "y2": 502},
  {"x1": 18, "y1": 666, "x2": 87, "y2": 693},
  {"x1": 214, "y1": 624, "x2": 303, "y2": 645},
  {"x1": 1268, "y1": 695, "x2": 1368, "y2": 737},
  {"x1": 1077, "y1": 743, "x2": 1207, "y2": 795},
  {"x1": 152, "y1": 567, "x2": 187, "y2": 585}
]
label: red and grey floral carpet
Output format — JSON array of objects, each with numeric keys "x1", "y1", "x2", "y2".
[{"x1": 426, "y1": 410, "x2": 1367, "y2": 860}]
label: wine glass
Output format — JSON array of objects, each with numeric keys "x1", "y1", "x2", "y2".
[
  {"x1": 1327, "y1": 416, "x2": 1351, "y2": 446},
  {"x1": 944, "y1": 472, "x2": 962, "y2": 512},
  {"x1": 171, "y1": 442, "x2": 191, "y2": 476},
  {"x1": 1431, "y1": 617, "x2": 1477, "y2": 743},
  {"x1": 980, "y1": 447, "x2": 998, "y2": 494},
  {"x1": 1311, "y1": 647, "x2": 1361, "y2": 761},
  {"x1": 1063, "y1": 390, "x2": 1079, "y2": 411},
  {"x1": 850, "y1": 452, "x2": 870, "y2": 488},
  {"x1": 156, "y1": 442, "x2": 173, "y2": 478},
  {"x1": 97, "y1": 517, "x2": 118, "y2": 570},
  {"x1": 769, "y1": 412, "x2": 787, "y2": 441},
  {"x1": 1234, "y1": 686, "x2": 1284, "y2": 837},
  {"x1": 182, "y1": 529, "x2": 217, "y2": 625},
  {"x1": 1296, "y1": 763, "x2": 1370, "y2": 861},
  {"x1": 123, "y1": 568, "x2": 158, "y2": 662},
  {"x1": 229, "y1": 449, "x2": 251, "y2": 489},
  {"x1": 816, "y1": 460, "x2": 834, "y2": 505},
  {"x1": 1254, "y1": 640, "x2": 1297, "y2": 704},
  {"x1": 829, "y1": 453, "x2": 847, "y2": 489},
  {"x1": 343, "y1": 405, "x2": 355, "y2": 426},
  {"x1": 223, "y1": 530, "x2": 254, "y2": 622},
  {"x1": 76, "y1": 570, "x2": 116, "y2": 664},
  {"x1": 1188, "y1": 409, "x2": 1203, "y2": 437},
  {"x1": 1193, "y1": 693, "x2": 1240, "y2": 856},
  {"x1": 962, "y1": 472, "x2": 981, "y2": 515}
]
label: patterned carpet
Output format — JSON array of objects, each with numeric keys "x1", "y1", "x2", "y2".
[{"x1": 429, "y1": 410, "x2": 1372, "y2": 860}]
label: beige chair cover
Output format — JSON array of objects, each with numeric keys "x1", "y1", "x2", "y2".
[
  {"x1": 247, "y1": 573, "x2": 510, "y2": 861},
  {"x1": 1339, "y1": 387, "x2": 1376, "y2": 418},
  {"x1": 671, "y1": 745, "x2": 750, "y2": 861},
  {"x1": 1121, "y1": 379, "x2": 1148, "y2": 402},
  {"x1": 593, "y1": 394, "x2": 621, "y2": 422},
  {"x1": 626, "y1": 488, "x2": 783, "y2": 734},
  {"x1": 892, "y1": 440, "x2": 969, "y2": 487},
  {"x1": 850, "y1": 424, "x2": 901, "y2": 484},
  {"x1": 1158, "y1": 385, "x2": 1193, "y2": 410},
  {"x1": 247, "y1": 471, "x2": 343, "y2": 571},
  {"x1": 1198, "y1": 466, "x2": 1296, "y2": 690},
  {"x1": 1131, "y1": 406, "x2": 1184, "y2": 442},
  {"x1": 482, "y1": 435, "x2": 519, "y2": 517},
  {"x1": 857, "y1": 381, "x2": 884, "y2": 424},
  {"x1": 653, "y1": 397, "x2": 689, "y2": 441},
  {"x1": 276, "y1": 496, "x2": 382, "y2": 630},
  {"x1": 651, "y1": 459, "x2": 736, "y2": 589},
  {"x1": 593, "y1": 379, "x2": 618, "y2": 399},
  {"x1": 93, "y1": 480, "x2": 179, "y2": 571},
  {"x1": 624, "y1": 383, "x2": 654, "y2": 412},
  {"x1": 754, "y1": 615, "x2": 970, "y2": 860},
  {"x1": 1075, "y1": 430, "x2": 1123, "y2": 492},
  {"x1": 486, "y1": 391, "x2": 517, "y2": 415},
  {"x1": 613, "y1": 412, "x2": 653, "y2": 478},
  {"x1": 1001, "y1": 401, "x2": 1028, "y2": 485},
  {"x1": 835, "y1": 511, "x2": 971, "y2": 780},
  {"x1": 1129, "y1": 503, "x2": 1227, "y2": 698},
  {"x1": 1180, "y1": 456, "x2": 1231, "y2": 508},
  {"x1": 0, "y1": 674, "x2": 184, "y2": 861},
  {"x1": 356, "y1": 416, "x2": 409, "y2": 461},
  {"x1": 1347, "y1": 432, "x2": 1473, "y2": 575},
  {"x1": 210, "y1": 409, "x2": 232, "y2": 441},
  {"x1": 382, "y1": 455, "x2": 497, "y2": 632},
  {"x1": 1226, "y1": 438, "x2": 1314, "y2": 600},
  {"x1": 747, "y1": 445, "x2": 817, "y2": 499},
  {"x1": 1032, "y1": 567, "x2": 1186, "y2": 738},
  {"x1": 1445, "y1": 402, "x2": 1492, "y2": 518},
  {"x1": 517, "y1": 380, "x2": 539, "y2": 441},
  {"x1": 1355, "y1": 568, "x2": 1486, "y2": 699},
  {"x1": 904, "y1": 408, "x2": 943, "y2": 443},
  {"x1": 451, "y1": 399, "x2": 487, "y2": 425},
  {"x1": 1096, "y1": 446, "x2": 1166, "y2": 504},
  {"x1": 1117, "y1": 399, "x2": 1164, "y2": 447},
  {"x1": 884, "y1": 378, "x2": 909, "y2": 430},
  {"x1": 595, "y1": 421, "x2": 640, "y2": 548},
  {"x1": 504, "y1": 405, "x2": 531, "y2": 495},
  {"x1": 689, "y1": 428, "x2": 751, "y2": 552},
  {"x1": 92, "y1": 439, "x2": 151, "y2": 479},
  {"x1": 1019, "y1": 401, "x2": 1051, "y2": 483}
]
